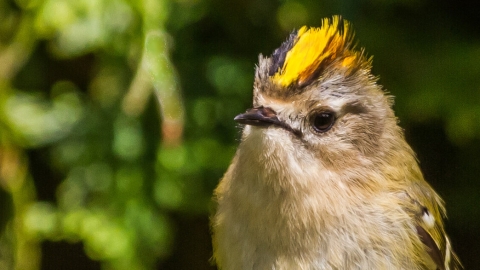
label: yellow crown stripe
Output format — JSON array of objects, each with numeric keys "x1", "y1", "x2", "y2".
[{"x1": 273, "y1": 17, "x2": 353, "y2": 87}]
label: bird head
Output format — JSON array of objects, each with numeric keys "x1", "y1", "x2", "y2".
[{"x1": 236, "y1": 16, "x2": 401, "y2": 170}]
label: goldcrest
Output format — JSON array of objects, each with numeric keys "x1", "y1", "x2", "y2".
[{"x1": 212, "y1": 16, "x2": 461, "y2": 270}]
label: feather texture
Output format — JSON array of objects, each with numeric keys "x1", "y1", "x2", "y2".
[{"x1": 212, "y1": 16, "x2": 461, "y2": 270}]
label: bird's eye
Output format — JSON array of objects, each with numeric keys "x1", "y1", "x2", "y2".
[{"x1": 311, "y1": 112, "x2": 335, "y2": 133}]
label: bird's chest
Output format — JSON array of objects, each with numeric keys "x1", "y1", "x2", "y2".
[
  {"x1": 221, "y1": 178, "x2": 415, "y2": 270},
  {"x1": 215, "y1": 131, "x2": 418, "y2": 269}
]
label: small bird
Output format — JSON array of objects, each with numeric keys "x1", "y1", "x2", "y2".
[{"x1": 212, "y1": 16, "x2": 461, "y2": 270}]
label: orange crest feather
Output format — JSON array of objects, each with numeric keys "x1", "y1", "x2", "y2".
[{"x1": 272, "y1": 16, "x2": 356, "y2": 87}]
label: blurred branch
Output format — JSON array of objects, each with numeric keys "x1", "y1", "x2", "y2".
[
  {"x1": 144, "y1": 31, "x2": 185, "y2": 147},
  {"x1": 122, "y1": 61, "x2": 152, "y2": 117},
  {"x1": 123, "y1": 0, "x2": 184, "y2": 147},
  {"x1": 0, "y1": 7, "x2": 40, "y2": 270},
  {"x1": 0, "y1": 14, "x2": 36, "y2": 81},
  {"x1": 0, "y1": 138, "x2": 39, "y2": 270}
]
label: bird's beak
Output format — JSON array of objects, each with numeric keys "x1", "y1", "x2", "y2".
[
  {"x1": 234, "y1": 106, "x2": 302, "y2": 136},
  {"x1": 234, "y1": 106, "x2": 282, "y2": 127}
]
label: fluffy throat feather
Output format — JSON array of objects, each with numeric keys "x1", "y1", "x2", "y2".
[{"x1": 270, "y1": 16, "x2": 359, "y2": 88}]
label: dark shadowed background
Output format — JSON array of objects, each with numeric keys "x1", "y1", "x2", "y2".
[{"x1": 0, "y1": 0, "x2": 479, "y2": 269}]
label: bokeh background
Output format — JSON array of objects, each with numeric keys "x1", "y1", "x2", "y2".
[{"x1": 1, "y1": 0, "x2": 479, "y2": 269}]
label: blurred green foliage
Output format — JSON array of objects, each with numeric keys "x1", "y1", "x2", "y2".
[{"x1": 0, "y1": 0, "x2": 479, "y2": 269}]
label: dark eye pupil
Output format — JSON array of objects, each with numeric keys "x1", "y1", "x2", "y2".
[{"x1": 313, "y1": 112, "x2": 335, "y2": 132}]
